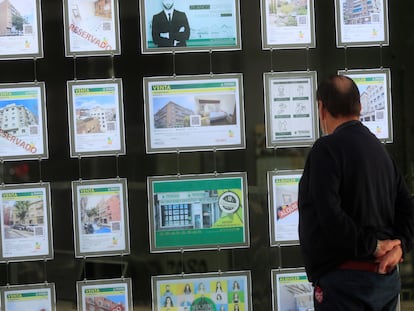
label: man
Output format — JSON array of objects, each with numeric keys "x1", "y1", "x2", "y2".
[
  {"x1": 151, "y1": 0, "x2": 190, "y2": 47},
  {"x1": 298, "y1": 75, "x2": 414, "y2": 310}
]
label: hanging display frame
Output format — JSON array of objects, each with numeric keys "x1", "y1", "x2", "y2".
[
  {"x1": 0, "y1": 283, "x2": 56, "y2": 311},
  {"x1": 271, "y1": 268, "x2": 313, "y2": 311},
  {"x1": 62, "y1": 0, "x2": 121, "y2": 57},
  {"x1": 0, "y1": 0, "x2": 44, "y2": 60},
  {"x1": 0, "y1": 182, "x2": 53, "y2": 263},
  {"x1": 67, "y1": 78, "x2": 126, "y2": 158},
  {"x1": 152, "y1": 270, "x2": 252, "y2": 311},
  {"x1": 72, "y1": 178, "x2": 130, "y2": 258},
  {"x1": 334, "y1": 0, "x2": 389, "y2": 47},
  {"x1": 0, "y1": 82, "x2": 49, "y2": 161},
  {"x1": 260, "y1": 0, "x2": 316, "y2": 49},
  {"x1": 338, "y1": 68, "x2": 393, "y2": 143},
  {"x1": 143, "y1": 73, "x2": 246, "y2": 153},
  {"x1": 139, "y1": 0, "x2": 242, "y2": 54},
  {"x1": 263, "y1": 71, "x2": 318, "y2": 149},
  {"x1": 77, "y1": 278, "x2": 133, "y2": 311},
  {"x1": 267, "y1": 169, "x2": 302, "y2": 247},
  {"x1": 147, "y1": 172, "x2": 249, "y2": 253}
]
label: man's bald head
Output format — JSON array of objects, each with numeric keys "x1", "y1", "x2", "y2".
[{"x1": 317, "y1": 75, "x2": 361, "y2": 118}]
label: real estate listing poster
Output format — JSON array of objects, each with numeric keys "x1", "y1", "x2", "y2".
[
  {"x1": 263, "y1": 71, "x2": 318, "y2": 148},
  {"x1": 67, "y1": 79, "x2": 126, "y2": 157},
  {"x1": 144, "y1": 74, "x2": 245, "y2": 153},
  {"x1": 63, "y1": 0, "x2": 121, "y2": 56},
  {"x1": 338, "y1": 68, "x2": 392, "y2": 142},
  {"x1": 0, "y1": 0, "x2": 43, "y2": 60},
  {"x1": 77, "y1": 278, "x2": 132, "y2": 311},
  {"x1": 335, "y1": 0, "x2": 389, "y2": 47},
  {"x1": 261, "y1": 0, "x2": 315, "y2": 49},
  {"x1": 0, "y1": 82, "x2": 48, "y2": 161},
  {"x1": 152, "y1": 271, "x2": 252, "y2": 311},
  {"x1": 0, "y1": 182, "x2": 53, "y2": 262},
  {"x1": 271, "y1": 268, "x2": 313, "y2": 311},
  {"x1": 0, "y1": 283, "x2": 56, "y2": 311},
  {"x1": 267, "y1": 170, "x2": 302, "y2": 246},
  {"x1": 72, "y1": 178, "x2": 130, "y2": 257},
  {"x1": 140, "y1": 0, "x2": 241, "y2": 53},
  {"x1": 147, "y1": 172, "x2": 249, "y2": 252}
]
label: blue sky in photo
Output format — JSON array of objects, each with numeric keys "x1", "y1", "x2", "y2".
[{"x1": 0, "y1": 98, "x2": 39, "y2": 117}]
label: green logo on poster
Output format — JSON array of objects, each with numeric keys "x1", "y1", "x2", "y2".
[
  {"x1": 190, "y1": 296, "x2": 216, "y2": 311},
  {"x1": 218, "y1": 191, "x2": 240, "y2": 214}
]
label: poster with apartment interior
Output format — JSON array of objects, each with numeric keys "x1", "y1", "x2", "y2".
[
  {"x1": 0, "y1": 182, "x2": 53, "y2": 262},
  {"x1": 0, "y1": 0, "x2": 43, "y2": 59},
  {"x1": 264, "y1": 71, "x2": 318, "y2": 148},
  {"x1": 77, "y1": 278, "x2": 132, "y2": 311},
  {"x1": 338, "y1": 68, "x2": 392, "y2": 142},
  {"x1": 72, "y1": 178, "x2": 130, "y2": 257},
  {"x1": 152, "y1": 271, "x2": 252, "y2": 311},
  {"x1": 271, "y1": 268, "x2": 313, "y2": 311},
  {"x1": 147, "y1": 172, "x2": 249, "y2": 252},
  {"x1": 0, "y1": 82, "x2": 48, "y2": 161},
  {"x1": 261, "y1": 0, "x2": 315, "y2": 49},
  {"x1": 67, "y1": 79, "x2": 125, "y2": 157},
  {"x1": 335, "y1": 0, "x2": 388, "y2": 47},
  {"x1": 63, "y1": 0, "x2": 120, "y2": 56},
  {"x1": 267, "y1": 170, "x2": 302, "y2": 246},
  {"x1": 0, "y1": 283, "x2": 56, "y2": 311},
  {"x1": 140, "y1": 0, "x2": 241, "y2": 53},
  {"x1": 144, "y1": 74, "x2": 245, "y2": 153}
]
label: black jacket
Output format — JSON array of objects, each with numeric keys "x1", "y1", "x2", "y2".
[
  {"x1": 151, "y1": 9, "x2": 190, "y2": 47},
  {"x1": 298, "y1": 120, "x2": 414, "y2": 282}
]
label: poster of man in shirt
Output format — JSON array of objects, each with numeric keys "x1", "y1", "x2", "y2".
[
  {"x1": 335, "y1": 0, "x2": 389, "y2": 47},
  {"x1": 261, "y1": 0, "x2": 315, "y2": 49},
  {"x1": 338, "y1": 68, "x2": 392, "y2": 143},
  {"x1": 63, "y1": 0, "x2": 121, "y2": 56},
  {"x1": 140, "y1": 0, "x2": 241, "y2": 53},
  {"x1": 0, "y1": 82, "x2": 48, "y2": 161},
  {"x1": 0, "y1": 0, "x2": 43, "y2": 59}
]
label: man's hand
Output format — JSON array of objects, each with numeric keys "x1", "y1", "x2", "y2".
[
  {"x1": 374, "y1": 239, "x2": 401, "y2": 258},
  {"x1": 375, "y1": 244, "x2": 403, "y2": 274}
]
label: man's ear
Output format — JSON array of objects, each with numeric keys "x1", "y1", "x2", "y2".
[{"x1": 318, "y1": 100, "x2": 326, "y2": 120}]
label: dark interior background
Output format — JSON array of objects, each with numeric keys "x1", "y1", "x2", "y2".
[{"x1": 1, "y1": 0, "x2": 414, "y2": 309}]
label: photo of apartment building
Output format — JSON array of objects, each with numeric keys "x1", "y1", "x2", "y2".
[
  {"x1": 76, "y1": 105, "x2": 117, "y2": 134},
  {"x1": 154, "y1": 95, "x2": 237, "y2": 128},
  {"x1": 359, "y1": 84, "x2": 385, "y2": 122},
  {"x1": 342, "y1": 0, "x2": 382, "y2": 25},
  {"x1": 0, "y1": 102, "x2": 38, "y2": 136}
]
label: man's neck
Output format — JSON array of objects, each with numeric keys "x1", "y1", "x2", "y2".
[{"x1": 328, "y1": 116, "x2": 359, "y2": 134}]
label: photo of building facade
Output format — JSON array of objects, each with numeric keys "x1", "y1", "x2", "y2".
[
  {"x1": 342, "y1": 0, "x2": 382, "y2": 24},
  {"x1": 0, "y1": 103, "x2": 38, "y2": 136}
]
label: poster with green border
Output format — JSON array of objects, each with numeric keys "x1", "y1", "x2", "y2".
[{"x1": 147, "y1": 172, "x2": 249, "y2": 252}]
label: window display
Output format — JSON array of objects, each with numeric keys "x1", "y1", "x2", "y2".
[
  {"x1": 140, "y1": 0, "x2": 241, "y2": 53},
  {"x1": 63, "y1": 0, "x2": 121, "y2": 56},
  {"x1": 0, "y1": 0, "x2": 43, "y2": 60},
  {"x1": 72, "y1": 178, "x2": 130, "y2": 257},
  {"x1": 147, "y1": 172, "x2": 249, "y2": 252},
  {"x1": 0, "y1": 182, "x2": 53, "y2": 262}
]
